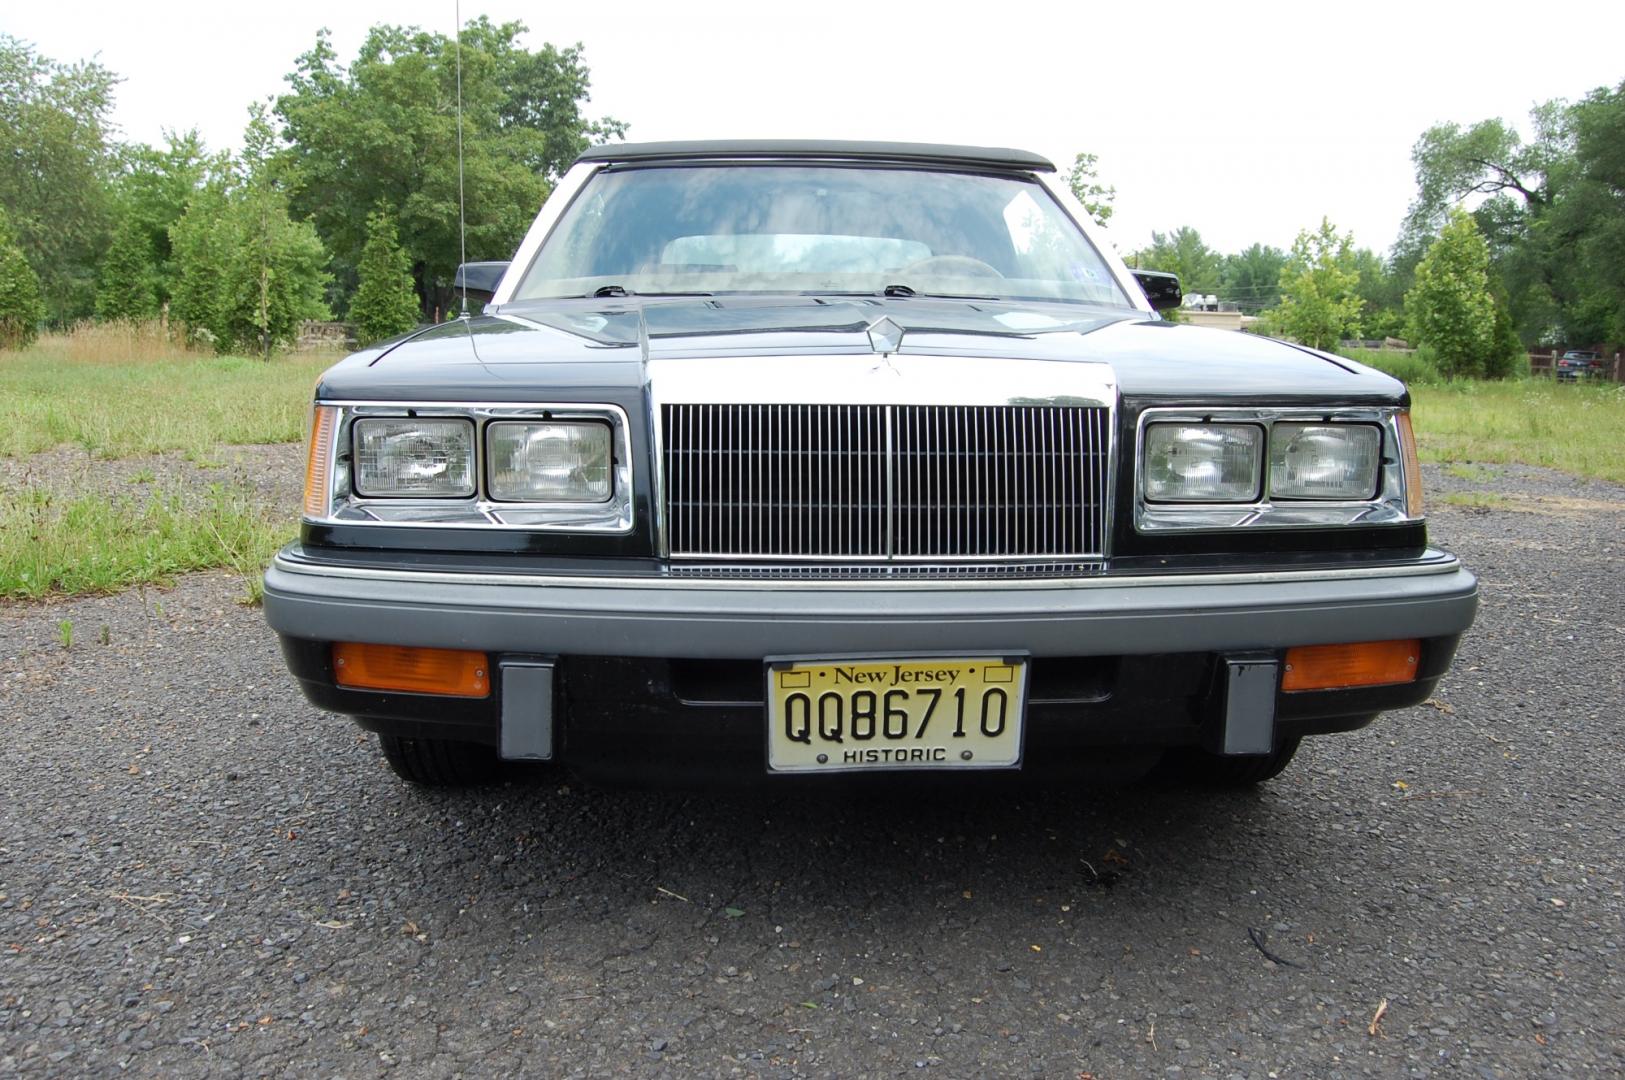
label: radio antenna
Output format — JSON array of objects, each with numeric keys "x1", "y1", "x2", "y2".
[{"x1": 455, "y1": 0, "x2": 468, "y2": 318}]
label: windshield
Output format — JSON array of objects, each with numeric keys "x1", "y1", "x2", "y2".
[{"x1": 513, "y1": 164, "x2": 1131, "y2": 307}]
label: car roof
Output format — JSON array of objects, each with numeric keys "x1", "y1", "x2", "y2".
[{"x1": 573, "y1": 139, "x2": 1056, "y2": 173}]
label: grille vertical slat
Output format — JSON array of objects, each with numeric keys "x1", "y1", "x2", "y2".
[{"x1": 663, "y1": 403, "x2": 1108, "y2": 559}]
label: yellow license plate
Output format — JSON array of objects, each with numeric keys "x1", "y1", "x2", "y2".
[{"x1": 766, "y1": 656, "x2": 1027, "y2": 773}]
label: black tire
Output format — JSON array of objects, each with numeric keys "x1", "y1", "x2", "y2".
[
  {"x1": 378, "y1": 734, "x2": 498, "y2": 786},
  {"x1": 1164, "y1": 737, "x2": 1302, "y2": 787}
]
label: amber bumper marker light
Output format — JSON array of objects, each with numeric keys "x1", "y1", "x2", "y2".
[
  {"x1": 333, "y1": 643, "x2": 490, "y2": 698},
  {"x1": 1281, "y1": 639, "x2": 1420, "y2": 692}
]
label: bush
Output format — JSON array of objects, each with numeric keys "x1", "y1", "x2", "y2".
[
  {"x1": 1339, "y1": 347, "x2": 1444, "y2": 387},
  {"x1": 0, "y1": 207, "x2": 45, "y2": 350}
]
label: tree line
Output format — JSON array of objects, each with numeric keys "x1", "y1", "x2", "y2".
[
  {"x1": 1065, "y1": 81, "x2": 1623, "y2": 376},
  {"x1": 1, "y1": 27, "x2": 1619, "y2": 374},
  {"x1": 0, "y1": 21, "x2": 621, "y2": 353}
]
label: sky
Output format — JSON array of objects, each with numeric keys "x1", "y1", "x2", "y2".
[{"x1": 7, "y1": 0, "x2": 1623, "y2": 259}]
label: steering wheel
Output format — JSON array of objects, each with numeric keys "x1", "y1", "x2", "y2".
[{"x1": 897, "y1": 254, "x2": 1006, "y2": 279}]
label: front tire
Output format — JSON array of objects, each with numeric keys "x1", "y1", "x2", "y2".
[
  {"x1": 1165, "y1": 737, "x2": 1302, "y2": 787},
  {"x1": 378, "y1": 734, "x2": 498, "y2": 786}
]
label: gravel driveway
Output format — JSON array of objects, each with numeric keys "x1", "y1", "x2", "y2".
[{"x1": 2, "y1": 463, "x2": 1622, "y2": 1078}]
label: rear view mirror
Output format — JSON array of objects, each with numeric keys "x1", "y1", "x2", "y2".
[{"x1": 1131, "y1": 269, "x2": 1182, "y2": 312}]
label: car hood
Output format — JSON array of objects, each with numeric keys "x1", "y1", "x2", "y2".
[{"x1": 316, "y1": 295, "x2": 1405, "y2": 404}]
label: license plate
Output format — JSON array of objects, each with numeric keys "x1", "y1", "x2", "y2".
[{"x1": 766, "y1": 656, "x2": 1027, "y2": 773}]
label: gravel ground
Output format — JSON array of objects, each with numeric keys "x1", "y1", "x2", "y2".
[
  {"x1": 1, "y1": 462, "x2": 1621, "y2": 1078},
  {"x1": 0, "y1": 444, "x2": 302, "y2": 511}
]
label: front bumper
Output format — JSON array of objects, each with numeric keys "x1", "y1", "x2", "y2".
[
  {"x1": 264, "y1": 546, "x2": 1477, "y2": 780},
  {"x1": 265, "y1": 546, "x2": 1476, "y2": 659}
]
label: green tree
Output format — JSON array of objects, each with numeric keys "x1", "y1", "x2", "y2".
[
  {"x1": 1270, "y1": 217, "x2": 1363, "y2": 350},
  {"x1": 275, "y1": 21, "x2": 623, "y2": 316},
  {"x1": 1405, "y1": 208, "x2": 1495, "y2": 378},
  {"x1": 1486, "y1": 280, "x2": 1526, "y2": 379},
  {"x1": 95, "y1": 216, "x2": 158, "y2": 320},
  {"x1": 351, "y1": 210, "x2": 421, "y2": 344},
  {"x1": 1558, "y1": 80, "x2": 1625, "y2": 342},
  {"x1": 1063, "y1": 152, "x2": 1114, "y2": 228},
  {"x1": 1218, "y1": 243, "x2": 1286, "y2": 314},
  {"x1": 0, "y1": 206, "x2": 45, "y2": 349},
  {"x1": 169, "y1": 179, "x2": 235, "y2": 345},
  {"x1": 1352, "y1": 248, "x2": 1406, "y2": 340},
  {"x1": 1128, "y1": 227, "x2": 1221, "y2": 294},
  {"x1": 112, "y1": 130, "x2": 213, "y2": 307},
  {"x1": 0, "y1": 34, "x2": 118, "y2": 322},
  {"x1": 169, "y1": 109, "x2": 329, "y2": 354}
]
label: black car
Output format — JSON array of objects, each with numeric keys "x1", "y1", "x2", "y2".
[
  {"x1": 1557, "y1": 350, "x2": 1604, "y2": 380},
  {"x1": 263, "y1": 140, "x2": 1478, "y2": 790}
]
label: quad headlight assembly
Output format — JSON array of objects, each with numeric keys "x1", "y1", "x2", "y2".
[
  {"x1": 302, "y1": 402, "x2": 633, "y2": 531},
  {"x1": 1136, "y1": 408, "x2": 1421, "y2": 532}
]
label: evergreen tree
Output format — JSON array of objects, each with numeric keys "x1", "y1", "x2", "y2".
[
  {"x1": 95, "y1": 217, "x2": 159, "y2": 320},
  {"x1": 350, "y1": 210, "x2": 420, "y2": 345},
  {"x1": 1406, "y1": 209, "x2": 1494, "y2": 378},
  {"x1": 0, "y1": 207, "x2": 46, "y2": 349},
  {"x1": 169, "y1": 180, "x2": 236, "y2": 347},
  {"x1": 170, "y1": 108, "x2": 329, "y2": 355}
]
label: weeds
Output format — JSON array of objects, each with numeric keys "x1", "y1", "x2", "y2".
[{"x1": 0, "y1": 485, "x2": 295, "y2": 600}]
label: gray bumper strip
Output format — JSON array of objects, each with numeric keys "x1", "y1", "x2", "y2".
[{"x1": 263, "y1": 550, "x2": 1479, "y2": 659}]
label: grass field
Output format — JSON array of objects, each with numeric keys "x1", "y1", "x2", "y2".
[
  {"x1": 2, "y1": 332, "x2": 1623, "y2": 601},
  {"x1": 1409, "y1": 379, "x2": 1625, "y2": 484},
  {"x1": 2, "y1": 326, "x2": 334, "y2": 460}
]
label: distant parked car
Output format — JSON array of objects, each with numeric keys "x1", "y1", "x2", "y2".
[{"x1": 1556, "y1": 350, "x2": 1604, "y2": 380}]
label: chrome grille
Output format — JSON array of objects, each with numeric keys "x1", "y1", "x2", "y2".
[{"x1": 663, "y1": 404, "x2": 1109, "y2": 559}]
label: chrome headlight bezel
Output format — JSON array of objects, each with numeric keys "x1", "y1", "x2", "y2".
[
  {"x1": 1135, "y1": 407, "x2": 1419, "y2": 533},
  {"x1": 306, "y1": 401, "x2": 634, "y2": 533}
]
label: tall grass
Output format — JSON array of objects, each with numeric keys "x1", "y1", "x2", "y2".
[
  {"x1": 1410, "y1": 379, "x2": 1625, "y2": 484},
  {"x1": 26, "y1": 318, "x2": 211, "y2": 364},
  {"x1": 2, "y1": 323, "x2": 337, "y2": 459},
  {"x1": 0, "y1": 485, "x2": 292, "y2": 602},
  {"x1": 1339, "y1": 347, "x2": 1447, "y2": 387}
]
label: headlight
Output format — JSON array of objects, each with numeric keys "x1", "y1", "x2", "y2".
[
  {"x1": 1143, "y1": 423, "x2": 1263, "y2": 503},
  {"x1": 1269, "y1": 424, "x2": 1381, "y2": 500},
  {"x1": 487, "y1": 421, "x2": 612, "y2": 502},
  {"x1": 353, "y1": 418, "x2": 475, "y2": 497}
]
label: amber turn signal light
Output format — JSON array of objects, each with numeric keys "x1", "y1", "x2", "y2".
[
  {"x1": 304, "y1": 405, "x2": 337, "y2": 519},
  {"x1": 333, "y1": 643, "x2": 490, "y2": 698},
  {"x1": 1281, "y1": 639, "x2": 1420, "y2": 693},
  {"x1": 1396, "y1": 411, "x2": 1424, "y2": 519}
]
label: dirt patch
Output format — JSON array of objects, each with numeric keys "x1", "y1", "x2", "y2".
[{"x1": 0, "y1": 443, "x2": 303, "y2": 515}]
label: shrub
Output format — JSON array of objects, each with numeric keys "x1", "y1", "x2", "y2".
[
  {"x1": 0, "y1": 207, "x2": 46, "y2": 350},
  {"x1": 1339, "y1": 347, "x2": 1444, "y2": 387},
  {"x1": 350, "y1": 210, "x2": 420, "y2": 345}
]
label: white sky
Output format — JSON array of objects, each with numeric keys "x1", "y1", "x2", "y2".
[{"x1": 7, "y1": 0, "x2": 1622, "y2": 257}]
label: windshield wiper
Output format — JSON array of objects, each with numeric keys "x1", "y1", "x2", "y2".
[
  {"x1": 587, "y1": 285, "x2": 712, "y2": 298},
  {"x1": 882, "y1": 283, "x2": 916, "y2": 298}
]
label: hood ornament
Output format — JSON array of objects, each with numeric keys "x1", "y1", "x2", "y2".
[{"x1": 866, "y1": 316, "x2": 904, "y2": 357}]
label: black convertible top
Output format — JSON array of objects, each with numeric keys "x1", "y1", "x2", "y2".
[{"x1": 573, "y1": 140, "x2": 1055, "y2": 173}]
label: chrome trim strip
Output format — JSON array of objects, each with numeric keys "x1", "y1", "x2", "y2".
[
  {"x1": 272, "y1": 547, "x2": 1463, "y2": 593},
  {"x1": 1133, "y1": 406, "x2": 1419, "y2": 534}
]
